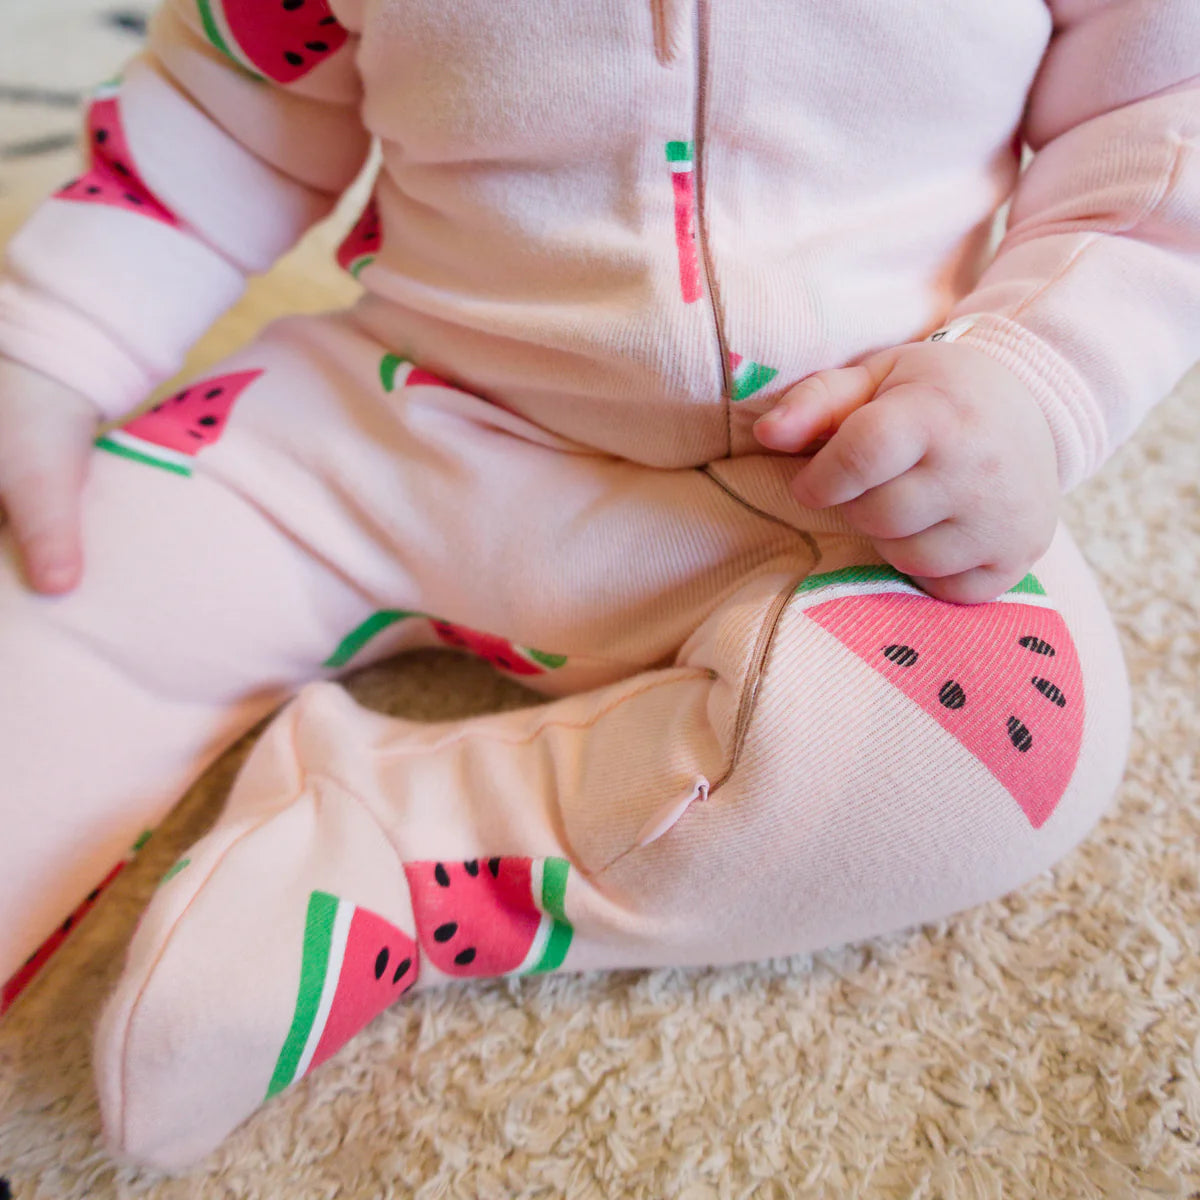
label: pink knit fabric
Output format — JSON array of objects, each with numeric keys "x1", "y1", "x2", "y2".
[
  {"x1": 0, "y1": 0, "x2": 1193, "y2": 1170},
  {"x1": 0, "y1": 0, "x2": 1196, "y2": 481}
]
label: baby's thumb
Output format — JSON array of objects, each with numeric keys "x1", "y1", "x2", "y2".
[
  {"x1": 1, "y1": 436, "x2": 90, "y2": 595},
  {"x1": 753, "y1": 348, "x2": 902, "y2": 453}
]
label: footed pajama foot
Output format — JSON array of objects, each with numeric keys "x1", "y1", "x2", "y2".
[
  {"x1": 93, "y1": 681, "x2": 581, "y2": 1170},
  {"x1": 93, "y1": 687, "x2": 419, "y2": 1171}
]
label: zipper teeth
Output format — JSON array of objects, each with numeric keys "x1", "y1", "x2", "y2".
[{"x1": 691, "y1": 0, "x2": 733, "y2": 442}]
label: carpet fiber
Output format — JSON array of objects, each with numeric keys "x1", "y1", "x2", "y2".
[{"x1": 2, "y1": 5, "x2": 1199, "y2": 1197}]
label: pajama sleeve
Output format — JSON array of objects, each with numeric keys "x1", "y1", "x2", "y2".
[
  {"x1": 941, "y1": 0, "x2": 1200, "y2": 492},
  {"x1": 0, "y1": 0, "x2": 371, "y2": 421}
]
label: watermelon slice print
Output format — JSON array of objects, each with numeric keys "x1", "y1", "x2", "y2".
[
  {"x1": 378, "y1": 353, "x2": 454, "y2": 392},
  {"x1": 728, "y1": 352, "x2": 779, "y2": 401},
  {"x1": 196, "y1": 0, "x2": 348, "y2": 84},
  {"x1": 404, "y1": 857, "x2": 573, "y2": 978},
  {"x1": 794, "y1": 565, "x2": 1084, "y2": 829},
  {"x1": 666, "y1": 141, "x2": 702, "y2": 304},
  {"x1": 95, "y1": 369, "x2": 263, "y2": 476},
  {"x1": 322, "y1": 609, "x2": 568, "y2": 675},
  {"x1": 1, "y1": 829, "x2": 152, "y2": 1017},
  {"x1": 429, "y1": 621, "x2": 567, "y2": 676},
  {"x1": 267, "y1": 891, "x2": 419, "y2": 1098},
  {"x1": 336, "y1": 198, "x2": 381, "y2": 278},
  {"x1": 55, "y1": 84, "x2": 179, "y2": 229}
]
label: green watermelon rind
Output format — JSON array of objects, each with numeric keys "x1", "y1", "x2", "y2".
[
  {"x1": 793, "y1": 565, "x2": 1052, "y2": 612},
  {"x1": 322, "y1": 609, "x2": 423, "y2": 669},
  {"x1": 511, "y1": 857, "x2": 572, "y2": 975},
  {"x1": 730, "y1": 360, "x2": 779, "y2": 402},
  {"x1": 324, "y1": 609, "x2": 569, "y2": 673},
  {"x1": 158, "y1": 857, "x2": 191, "y2": 887},
  {"x1": 267, "y1": 890, "x2": 346, "y2": 1098},
  {"x1": 348, "y1": 254, "x2": 376, "y2": 279},
  {"x1": 95, "y1": 430, "x2": 193, "y2": 477},
  {"x1": 521, "y1": 647, "x2": 569, "y2": 670},
  {"x1": 195, "y1": 0, "x2": 269, "y2": 82},
  {"x1": 379, "y1": 353, "x2": 409, "y2": 392}
]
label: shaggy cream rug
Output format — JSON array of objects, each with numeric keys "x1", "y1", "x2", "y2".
[{"x1": 2, "y1": 5, "x2": 1199, "y2": 1197}]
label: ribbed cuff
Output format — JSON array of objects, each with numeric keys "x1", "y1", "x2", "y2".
[
  {"x1": 0, "y1": 279, "x2": 153, "y2": 421},
  {"x1": 925, "y1": 311, "x2": 1102, "y2": 493}
]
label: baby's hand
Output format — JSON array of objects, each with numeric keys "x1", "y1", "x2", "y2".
[
  {"x1": 0, "y1": 357, "x2": 100, "y2": 594},
  {"x1": 753, "y1": 342, "x2": 1059, "y2": 604}
]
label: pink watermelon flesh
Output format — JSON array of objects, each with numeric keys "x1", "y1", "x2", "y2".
[
  {"x1": 268, "y1": 892, "x2": 419, "y2": 1098},
  {"x1": 223, "y1": 0, "x2": 349, "y2": 83},
  {"x1": 805, "y1": 590, "x2": 1083, "y2": 828},
  {"x1": 120, "y1": 369, "x2": 263, "y2": 456},
  {"x1": 308, "y1": 904, "x2": 418, "y2": 1074},
  {"x1": 430, "y1": 621, "x2": 543, "y2": 676},
  {"x1": 56, "y1": 95, "x2": 179, "y2": 228},
  {"x1": 336, "y1": 198, "x2": 381, "y2": 275},
  {"x1": 404, "y1": 858, "x2": 544, "y2": 976}
]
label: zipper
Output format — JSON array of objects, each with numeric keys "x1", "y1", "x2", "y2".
[{"x1": 690, "y1": 0, "x2": 735, "y2": 451}]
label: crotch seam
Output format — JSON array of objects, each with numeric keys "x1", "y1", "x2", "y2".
[{"x1": 709, "y1": 565, "x2": 816, "y2": 797}]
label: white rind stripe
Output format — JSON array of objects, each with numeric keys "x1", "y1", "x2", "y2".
[
  {"x1": 103, "y1": 428, "x2": 192, "y2": 469},
  {"x1": 510, "y1": 860, "x2": 550, "y2": 975},
  {"x1": 293, "y1": 899, "x2": 354, "y2": 1082},
  {"x1": 207, "y1": 0, "x2": 257, "y2": 76}
]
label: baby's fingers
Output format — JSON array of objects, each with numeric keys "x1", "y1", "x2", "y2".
[
  {"x1": 0, "y1": 436, "x2": 90, "y2": 595},
  {"x1": 753, "y1": 362, "x2": 878, "y2": 453},
  {"x1": 789, "y1": 400, "x2": 927, "y2": 509}
]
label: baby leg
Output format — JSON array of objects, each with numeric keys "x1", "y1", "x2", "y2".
[
  {"x1": 0, "y1": 439, "x2": 374, "y2": 989},
  {"x1": 1, "y1": 310, "x2": 809, "y2": 1000},
  {"x1": 93, "y1": 522, "x2": 1129, "y2": 1169}
]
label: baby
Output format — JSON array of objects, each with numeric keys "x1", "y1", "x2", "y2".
[{"x1": 0, "y1": 0, "x2": 1196, "y2": 1171}]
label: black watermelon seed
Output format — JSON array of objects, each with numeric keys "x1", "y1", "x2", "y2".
[
  {"x1": 434, "y1": 863, "x2": 450, "y2": 887},
  {"x1": 173, "y1": 389, "x2": 188, "y2": 402},
  {"x1": 112, "y1": 161, "x2": 130, "y2": 176},
  {"x1": 306, "y1": 40, "x2": 329, "y2": 51},
  {"x1": 61, "y1": 915, "x2": 74, "y2": 932},
  {"x1": 197, "y1": 415, "x2": 218, "y2": 427},
  {"x1": 464, "y1": 859, "x2": 479, "y2": 876},
  {"x1": 883, "y1": 644, "x2": 918, "y2": 667},
  {"x1": 392, "y1": 957, "x2": 411, "y2": 984},
  {"x1": 373, "y1": 946, "x2": 389, "y2": 980},
  {"x1": 187, "y1": 429, "x2": 205, "y2": 440},
  {"x1": 938, "y1": 680, "x2": 966, "y2": 709},
  {"x1": 434, "y1": 922, "x2": 457, "y2": 943},
  {"x1": 1007, "y1": 717, "x2": 1033, "y2": 752},
  {"x1": 320, "y1": 14, "x2": 339, "y2": 23},
  {"x1": 86, "y1": 185, "x2": 101, "y2": 194},
  {"x1": 282, "y1": 0, "x2": 304, "y2": 9},
  {"x1": 205, "y1": 387, "x2": 223, "y2": 399},
  {"x1": 87, "y1": 888, "x2": 101, "y2": 902},
  {"x1": 95, "y1": 128, "x2": 108, "y2": 144},
  {"x1": 1032, "y1": 677, "x2": 1066, "y2": 706},
  {"x1": 124, "y1": 192, "x2": 143, "y2": 204},
  {"x1": 488, "y1": 857, "x2": 501, "y2": 877},
  {"x1": 284, "y1": 51, "x2": 304, "y2": 66},
  {"x1": 1018, "y1": 635, "x2": 1055, "y2": 656},
  {"x1": 455, "y1": 948, "x2": 477, "y2": 966}
]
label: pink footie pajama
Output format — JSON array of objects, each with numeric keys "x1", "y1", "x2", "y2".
[{"x1": 1, "y1": 0, "x2": 1197, "y2": 1171}]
